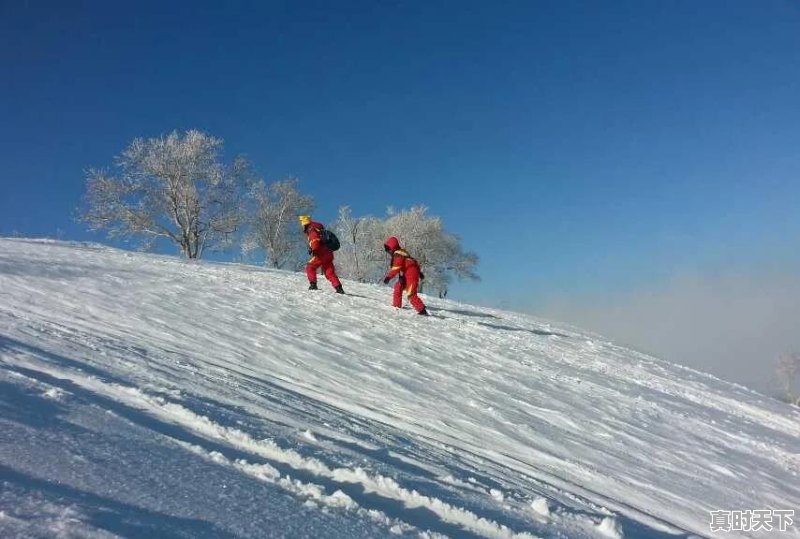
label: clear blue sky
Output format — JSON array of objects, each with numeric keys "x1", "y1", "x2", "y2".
[{"x1": 2, "y1": 0, "x2": 799, "y2": 310}]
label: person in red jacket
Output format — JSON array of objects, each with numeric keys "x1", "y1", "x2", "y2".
[
  {"x1": 299, "y1": 215, "x2": 344, "y2": 294},
  {"x1": 382, "y1": 236, "x2": 428, "y2": 316}
]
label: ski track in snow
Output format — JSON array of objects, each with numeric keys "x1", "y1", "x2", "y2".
[{"x1": 1, "y1": 238, "x2": 799, "y2": 539}]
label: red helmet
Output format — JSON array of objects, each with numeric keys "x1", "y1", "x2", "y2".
[{"x1": 384, "y1": 236, "x2": 400, "y2": 252}]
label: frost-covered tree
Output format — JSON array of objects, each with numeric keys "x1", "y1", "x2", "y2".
[
  {"x1": 333, "y1": 205, "x2": 479, "y2": 295},
  {"x1": 332, "y1": 206, "x2": 386, "y2": 282},
  {"x1": 383, "y1": 206, "x2": 479, "y2": 297},
  {"x1": 776, "y1": 352, "x2": 800, "y2": 406},
  {"x1": 243, "y1": 178, "x2": 315, "y2": 268},
  {"x1": 80, "y1": 130, "x2": 245, "y2": 259}
]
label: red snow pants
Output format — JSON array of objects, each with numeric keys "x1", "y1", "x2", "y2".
[
  {"x1": 306, "y1": 250, "x2": 341, "y2": 289},
  {"x1": 393, "y1": 266, "x2": 426, "y2": 313}
]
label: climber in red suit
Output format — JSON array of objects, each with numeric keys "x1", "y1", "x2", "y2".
[
  {"x1": 382, "y1": 236, "x2": 428, "y2": 316},
  {"x1": 299, "y1": 215, "x2": 344, "y2": 293}
]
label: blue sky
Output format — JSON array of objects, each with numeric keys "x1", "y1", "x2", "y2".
[{"x1": 2, "y1": 0, "x2": 799, "y2": 315}]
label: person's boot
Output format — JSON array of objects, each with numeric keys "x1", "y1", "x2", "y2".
[
  {"x1": 335, "y1": 285, "x2": 345, "y2": 294},
  {"x1": 308, "y1": 281, "x2": 318, "y2": 290},
  {"x1": 418, "y1": 308, "x2": 429, "y2": 316}
]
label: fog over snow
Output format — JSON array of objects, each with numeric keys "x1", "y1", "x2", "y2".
[{"x1": 541, "y1": 269, "x2": 800, "y2": 395}]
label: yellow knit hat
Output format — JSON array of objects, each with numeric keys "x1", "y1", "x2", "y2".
[{"x1": 298, "y1": 215, "x2": 311, "y2": 226}]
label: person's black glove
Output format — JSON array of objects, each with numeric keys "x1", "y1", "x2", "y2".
[
  {"x1": 308, "y1": 248, "x2": 313, "y2": 255},
  {"x1": 419, "y1": 271, "x2": 425, "y2": 280},
  {"x1": 383, "y1": 277, "x2": 390, "y2": 284}
]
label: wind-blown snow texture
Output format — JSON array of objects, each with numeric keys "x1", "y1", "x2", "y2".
[{"x1": 1, "y1": 238, "x2": 798, "y2": 539}]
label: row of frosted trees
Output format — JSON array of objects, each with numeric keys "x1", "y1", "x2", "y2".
[
  {"x1": 81, "y1": 130, "x2": 479, "y2": 297},
  {"x1": 330, "y1": 206, "x2": 478, "y2": 297}
]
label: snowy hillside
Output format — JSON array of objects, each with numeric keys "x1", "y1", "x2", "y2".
[{"x1": 1, "y1": 238, "x2": 798, "y2": 539}]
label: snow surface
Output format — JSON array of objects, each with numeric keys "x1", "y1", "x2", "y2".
[{"x1": 1, "y1": 238, "x2": 799, "y2": 538}]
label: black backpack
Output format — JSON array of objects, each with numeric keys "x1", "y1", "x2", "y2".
[{"x1": 319, "y1": 228, "x2": 340, "y2": 251}]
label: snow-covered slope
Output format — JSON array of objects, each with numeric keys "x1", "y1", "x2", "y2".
[{"x1": 1, "y1": 238, "x2": 798, "y2": 539}]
